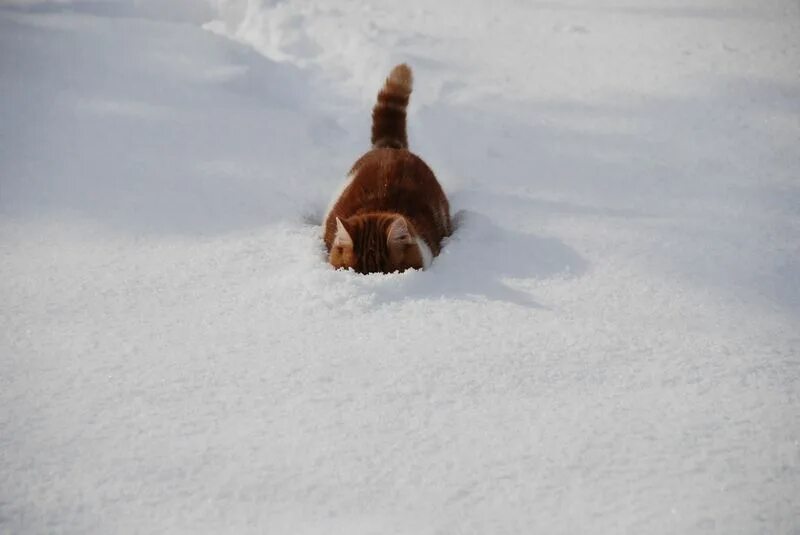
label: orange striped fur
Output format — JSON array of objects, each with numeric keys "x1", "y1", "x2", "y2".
[{"x1": 325, "y1": 64, "x2": 452, "y2": 274}]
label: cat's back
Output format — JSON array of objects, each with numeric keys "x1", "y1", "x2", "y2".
[
  {"x1": 325, "y1": 147, "x2": 451, "y2": 252},
  {"x1": 347, "y1": 148, "x2": 444, "y2": 205}
]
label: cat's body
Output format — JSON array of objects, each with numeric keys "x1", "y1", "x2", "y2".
[{"x1": 324, "y1": 64, "x2": 451, "y2": 274}]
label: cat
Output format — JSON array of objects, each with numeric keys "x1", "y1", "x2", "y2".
[{"x1": 324, "y1": 63, "x2": 452, "y2": 274}]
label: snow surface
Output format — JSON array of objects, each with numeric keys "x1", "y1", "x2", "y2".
[{"x1": 1, "y1": 0, "x2": 799, "y2": 533}]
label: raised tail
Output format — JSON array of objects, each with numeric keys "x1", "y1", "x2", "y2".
[{"x1": 371, "y1": 63, "x2": 413, "y2": 149}]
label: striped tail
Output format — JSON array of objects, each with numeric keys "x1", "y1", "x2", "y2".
[{"x1": 371, "y1": 63, "x2": 413, "y2": 149}]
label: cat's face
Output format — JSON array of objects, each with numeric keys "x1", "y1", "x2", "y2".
[{"x1": 329, "y1": 215, "x2": 425, "y2": 274}]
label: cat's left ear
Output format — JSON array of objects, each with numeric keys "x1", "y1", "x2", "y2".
[
  {"x1": 387, "y1": 216, "x2": 414, "y2": 245},
  {"x1": 334, "y1": 217, "x2": 353, "y2": 247}
]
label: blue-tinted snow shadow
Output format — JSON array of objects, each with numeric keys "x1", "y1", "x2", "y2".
[
  {"x1": 410, "y1": 81, "x2": 800, "y2": 317},
  {"x1": 528, "y1": 2, "x2": 767, "y2": 21},
  {"x1": 365, "y1": 210, "x2": 587, "y2": 308},
  {"x1": 0, "y1": 9, "x2": 356, "y2": 235},
  {"x1": 0, "y1": 0, "x2": 215, "y2": 24}
]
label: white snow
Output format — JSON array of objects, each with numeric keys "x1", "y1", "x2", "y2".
[{"x1": 1, "y1": 0, "x2": 799, "y2": 533}]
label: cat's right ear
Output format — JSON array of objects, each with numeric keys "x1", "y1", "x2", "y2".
[
  {"x1": 334, "y1": 217, "x2": 353, "y2": 247},
  {"x1": 387, "y1": 216, "x2": 413, "y2": 245}
]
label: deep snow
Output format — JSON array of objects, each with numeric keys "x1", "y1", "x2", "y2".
[{"x1": 1, "y1": 0, "x2": 799, "y2": 533}]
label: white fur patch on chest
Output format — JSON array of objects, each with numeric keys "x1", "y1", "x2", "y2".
[{"x1": 415, "y1": 237, "x2": 433, "y2": 269}]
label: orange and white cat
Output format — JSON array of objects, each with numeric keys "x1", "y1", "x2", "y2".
[{"x1": 324, "y1": 64, "x2": 452, "y2": 274}]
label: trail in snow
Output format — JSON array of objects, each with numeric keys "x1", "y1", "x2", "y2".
[{"x1": 1, "y1": 1, "x2": 799, "y2": 534}]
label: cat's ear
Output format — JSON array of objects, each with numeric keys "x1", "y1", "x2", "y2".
[
  {"x1": 387, "y1": 216, "x2": 413, "y2": 245},
  {"x1": 334, "y1": 217, "x2": 353, "y2": 247}
]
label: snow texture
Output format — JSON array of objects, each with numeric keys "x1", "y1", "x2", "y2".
[{"x1": 1, "y1": 0, "x2": 799, "y2": 533}]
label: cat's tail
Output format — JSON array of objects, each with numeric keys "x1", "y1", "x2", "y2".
[{"x1": 371, "y1": 63, "x2": 413, "y2": 149}]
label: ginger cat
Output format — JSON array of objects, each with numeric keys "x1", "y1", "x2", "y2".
[{"x1": 324, "y1": 64, "x2": 452, "y2": 274}]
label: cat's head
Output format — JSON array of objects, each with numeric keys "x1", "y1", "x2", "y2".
[{"x1": 329, "y1": 214, "x2": 427, "y2": 274}]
